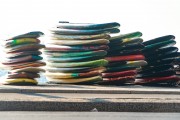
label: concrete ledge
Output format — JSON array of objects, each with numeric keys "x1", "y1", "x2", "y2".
[
  {"x1": 0, "y1": 93, "x2": 180, "y2": 112},
  {"x1": 1, "y1": 101, "x2": 180, "y2": 112},
  {"x1": 0, "y1": 84, "x2": 180, "y2": 94},
  {"x1": 1, "y1": 112, "x2": 180, "y2": 120},
  {"x1": 1, "y1": 85, "x2": 180, "y2": 111}
]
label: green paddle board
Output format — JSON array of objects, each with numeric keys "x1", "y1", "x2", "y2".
[
  {"x1": 48, "y1": 39, "x2": 109, "y2": 45},
  {"x1": 56, "y1": 22, "x2": 120, "y2": 30},
  {"x1": 47, "y1": 75, "x2": 102, "y2": 84},
  {"x1": 44, "y1": 50, "x2": 107, "y2": 58},
  {"x1": 52, "y1": 33, "x2": 110, "y2": 40},
  {"x1": 47, "y1": 59, "x2": 108, "y2": 68},
  {"x1": 6, "y1": 31, "x2": 44, "y2": 40},
  {"x1": 4, "y1": 78, "x2": 37, "y2": 85}
]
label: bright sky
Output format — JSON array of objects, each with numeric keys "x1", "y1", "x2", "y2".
[{"x1": 0, "y1": 0, "x2": 179, "y2": 45}]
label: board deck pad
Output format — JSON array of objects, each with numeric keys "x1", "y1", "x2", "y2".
[
  {"x1": 109, "y1": 43, "x2": 144, "y2": 52},
  {"x1": 144, "y1": 47, "x2": 178, "y2": 58},
  {"x1": 44, "y1": 44, "x2": 109, "y2": 52},
  {"x1": 6, "y1": 31, "x2": 44, "y2": 40},
  {"x1": 137, "y1": 70, "x2": 176, "y2": 78},
  {"x1": 105, "y1": 55, "x2": 145, "y2": 63},
  {"x1": 4, "y1": 38, "x2": 40, "y2": 47},
  {"x1": 135, "y1": 76, "x2": 180, "y2": 85},
  {"x1": 98, "y1": 76, "x2": 135, "y2": 85},
  {"x1": 45, "y1": 21, "x2": 120, "y2": 84},
  {"x1": 102, "y1": 70, "x2": 137, "y2": 78},
  {"x1": 47, "y1": 59, "x2": 108, "y2": 68},
  {"x1": 46, "y1": 66, "x2": 106, "y2": 73},
  {"x1": 1, "y1": 31, "x2": 45, "y2": 85},
  {"x1": 109, "y1": 37, "x2": 143, "y2": 46},
  {"x1": 7, "y1": 72, "x2": 40, "y2": 79},
  {"x1": 52, "y1": 34, "x2": 110, "y2": 40},
  {"x1": 47, "y1": 39, "x2": 109, "y2": 46},
  {"x1": 139, "y1": 64, "x2": 174, "y2": 74},
  {"x1": 143, "y1": 35, "x2": 175, "y2": 46},
  {"x1": 145, "y1": 52, "x2": 180, "y2": 62},
  {"x1": 136, "y1": 35, "x2": 180, "y2": 86},
  {"x1": 45, "y1": 70, "x2": 101, "y2": 79},
  {"x1": 56, "y1": 22, "x2": 120, "y2": 30},
  {"x1": 107, "y1": 49, "x2": 142, "y2": 56},
  {"x1": 143, "y1": 40, "x2": 176, "y2": 52},
  {"x1": 5, "y1": 44, "x2": 45, "y2": 53},
  {"x1": 109, "y1": 31, "x2": 142, "y2": 43},
  {"x1": 4, "y1": 61, "x2": 46, "y2": 70},
  {"x1": 4, "y1": 78, "x2": 38, "y2": 85},
  {"x1": 44, "y1": 50, "x2": 107, "y2": 58},
  {"x1": 50, "y1": 27, "x2": 120, "y2": 35},
  {"x1": 46, "y1": 55, "x2": 104, "y2": 62},
  {"x1": 4, "y1": 51, "x2": 42, "y2": 58},
  {"x1": 2, "y1": 55, "x2": 43, "y2": 64}
]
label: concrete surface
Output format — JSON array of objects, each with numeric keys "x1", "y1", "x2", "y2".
[
  {"x1": 0, "y1": 112, "x2": 180, "y2": 120},
  {"x1": 0, "y1": 93, "x2": 180, "y2": 111},
  {"x1": 0, "y1": 84, "x2": 180, "y2": 111},
  {"x1": 0, "y1": 84, "x2": 180, "y2": 94}
]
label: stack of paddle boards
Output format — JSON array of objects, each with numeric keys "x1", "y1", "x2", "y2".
[
  {"x1": 1, "y1": 31, "x2": 45, "y2": 85},
  {"x1": 99, "y1": 31, "x2": 147, "y2": 85},
  {"x1": 44, "y1": 21, "x2": 120, "y2": 84},
  {"x1": 136, "y1": 35, "x2": 180, "y2": 85}
]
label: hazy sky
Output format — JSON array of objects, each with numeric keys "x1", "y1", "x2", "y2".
[{"x1": 0, "y1": 0, "x2": 179, "y2": 45}]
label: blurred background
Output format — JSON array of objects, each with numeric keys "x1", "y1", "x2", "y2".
[{"x1": 0, "y1": 0, "x2": 179, "y2": 83}]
